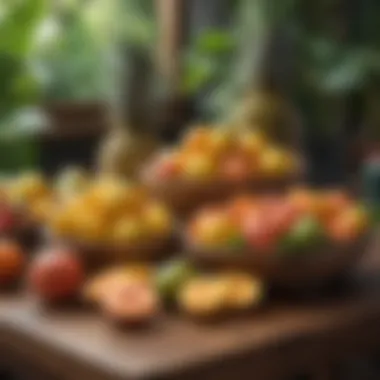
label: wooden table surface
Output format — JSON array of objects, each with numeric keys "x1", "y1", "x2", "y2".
[{"x1": 2, "y1": 238, "x2": 380, "y2": 380}]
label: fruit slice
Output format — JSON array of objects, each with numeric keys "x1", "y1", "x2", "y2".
[
  {"x1": 178, "y1": 276, "x2": 227, "y2": 318},
  {"x1": 223, "y1": 272, "x2": 264, "y2": 310},
  {"x1": 101, "y1": 279, "x2": 159, "y2": 324}
]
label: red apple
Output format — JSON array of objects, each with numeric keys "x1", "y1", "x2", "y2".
[
  {"x1": 28, "y1": 247, "x2": 84, "y2": 301},
  {"x1": 0, "y1": 239, "x2": 25, "y2": 286}
]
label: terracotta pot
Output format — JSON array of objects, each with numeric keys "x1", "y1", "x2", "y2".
[{"x1": 186, "y1": 233, "x2": 371, "y2": 289}]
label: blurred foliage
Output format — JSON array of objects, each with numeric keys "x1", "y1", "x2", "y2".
[
  {"x1": 0, "y1": 0, "x2": 46, "y2": 123},
  {"x1": 32, "y1": 0, "x2": 115, "y2": 101}
]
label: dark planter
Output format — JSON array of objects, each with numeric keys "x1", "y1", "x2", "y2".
[
  {"x1": 39, "y1": 102, "x2": 108, "y2": 174},
  {"x1": 43, "y1": 101, "x2": 108, "y2": 137}
]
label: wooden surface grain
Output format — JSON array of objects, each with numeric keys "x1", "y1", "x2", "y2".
[{"x1": 2, "y1": 236, "x2": 380, "y2": 380}]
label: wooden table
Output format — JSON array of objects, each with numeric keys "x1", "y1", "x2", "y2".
[{"x1": 2, "y1": 239, "x2": 380, "y2": 380}]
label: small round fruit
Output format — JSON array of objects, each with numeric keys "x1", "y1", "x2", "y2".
[
  {"x1": 328, "y1": 206, "x2": 368, "y2": 243},
  {"x1": 243, "y1": 212, "x2": 278, "y2": 252},
  {"x1": 28, "y1": 247, "x2": 84, "y2": 301},
  {"x1": 222, "y1": 155, "x2": 251, "y2": 182},
  {"x1": 143, "y1": 203, "x2": 172, "y2": 235},
  {"x1": 156, "y1": 259, "x2": 196, "y2": 301},
  {"x1": 268, "y1": 201, "x2": 300, "y2": 236},
  {"x1": 322, "y1": 190, "x2": 352, "y2": 221},
  {"x1": 178, "y1": 277, "x2": 227, "y2": 318},
  {"x1": 281, "y1": 216, "x2": 325, "y2": 253},
  {"x1": 112, "y1": 217, "x2": 146, "y2": 245},
  {"x1": 101, "y1": 280, "x2": 159, "y2": 325},
  {"x1": 228, "y1": 196, "x2": 257, "y2": 223},
  {"x1": 239, "y1": 132, "x2": 267, "y2": 158},
  {"x1": 260, "y1": 148, "x2": 295, "y2": 177},
  {"x1": 288, "y1": 188, "x2": 320, "y2": 216},
  {"x1": 0, "y1": 203, "x2": 17, "y2": 232},
  {"x1": 182, "y1": 154, "x2": 216, "y2": 179},
  {"x1": 0, "y1": 240, "x2": 25, "y2": 286},
  {"x1": 183, "y1": 127, "x2": 212, "y2": 152},
  {"x1": 153, "y1": 153, "x2": 182, "y2": 180},
  {"x1": 192, "y1": 212, "x2": 240, "y2": 247}
]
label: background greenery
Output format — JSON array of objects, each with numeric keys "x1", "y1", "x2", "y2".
[{"x1": 1, "y1": 0, "x2": 380, "y2": 172}]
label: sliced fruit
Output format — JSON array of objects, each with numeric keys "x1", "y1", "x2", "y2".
[
  {"x1": 101, "y1": 279, "x2": 159, "y2": 324},
  {"x1": 178, "y1": 277, "x2": 227, "y2": 318},
  {"x1": 223, "y1": 272, "x2": 264, "y2": 309}
]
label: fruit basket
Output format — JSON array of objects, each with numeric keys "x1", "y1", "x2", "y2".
[
  {"x1": 142, "y1": 127, "x2": 303, "y2": 216},
  {"x1": 187, "y1": 235, "x2": 369, "y2": 288},
  {"x1": 185, "y1": 190, "x2": 371, "y2": 288},
  {"x1": 45, "y1": 178, "x2": 176, "y2": 269}
]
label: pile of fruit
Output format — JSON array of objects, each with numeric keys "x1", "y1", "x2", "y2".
[
  {"x1": 187, "y1": 189, "x2": 369, "y2": 254},
  {"x1": 147, "y1": 127, "x2": 299, "y2": 183},
  {"x1": 48, "y1": 177, "x2": 173, "y2": 247},
  {"x1": 1, "y1": 173, "x2": 53, "y2": 227}
]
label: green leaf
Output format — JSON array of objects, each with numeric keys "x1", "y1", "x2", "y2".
[{"x1": 195, "y1": 30, "x2": 235, "y2": 55}]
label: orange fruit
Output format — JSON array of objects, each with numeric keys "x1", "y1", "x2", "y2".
[
  {"x1": 0, "y1": 240, "x2": 25, "y2": 285},
  {"x1": 183, "y1": 127, "x2": 212, "y2": 152},
  {"x1": 328, "y1": 206, "x2": 368, "y2": 243}
]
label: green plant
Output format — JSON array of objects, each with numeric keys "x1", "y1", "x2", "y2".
[
  {"x1": 32, "y1": 1, "x2": 114, "y2": 101},
  {"x1": 0, "y1": 0, "x2": 46, "y2": 124}
]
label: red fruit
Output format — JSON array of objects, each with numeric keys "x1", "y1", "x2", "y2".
[
  {"x1": 228, "y1": 196, "x2": 256, "y2": 222},
  {"x1": 28, "y1": 247, "x2": 84, "y2": 301},
  {"x1": 222, "y1": 155, "x2": 250, "y2": 182},
  {"x1": 0, "y1": 204, "x2": 17, "y2": 232},
  {"x1": 155, "y1": 157, "x2": 180, "y2": 180},
  {"x1": 243, "y1": 213, "x2": 277, "y2": 252},
  {"x1": 0, "y1": 239, "x2": 25, "y2": 286},
  {"x1": 269, "y1": 201, "x2": 300, "y2": 236},
  {"x1": 322, "y1": 191, "x2": 352, "y2": 220}
]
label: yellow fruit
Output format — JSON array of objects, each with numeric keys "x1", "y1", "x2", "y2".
[
  {"x1": 195, "y1": 213, "x2": 238, "y2": 246},
  {"x1": 260, "y1": 148, "x2": 295, "y2": 177},
  {"x1": 30, "y1": 197, "x2": 55, "y2": 222},
  {"x1": 143, "y1": 203, "x2": 172, "y2": 235},
  {"x1": 73, "y1": 212, "x2": 108, "y2": 243},
  {"x1": 178, "y1": 277, "x2": 227, "y2": 317},
  {"x1": 240, "y1": 132, "x2": 267, "y2": 157},
  {"x1": 182, "y1": 127, "x2": 212, "y2": 152},
  {"x1": 222, "y1": 272, "x2": 264, "y2": 309},
  {"x1": 56, "y1": 167, "x2": 89, "y2": 201},
  {"x1": 112, "y1": 217, "x2": 146, "y2": 245},
  {"x1": 8, "y1": 173, "x2": 49, "y2": 205},
  {"x1": 210, "y1": 129, "x2": 235, "y2": 156},
  {"x1": 50, "y1": 212, "x2": 75, "y2": 238},
  {"x1": 182, "y1": 154, "x2": 216, "y2": 179}
]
